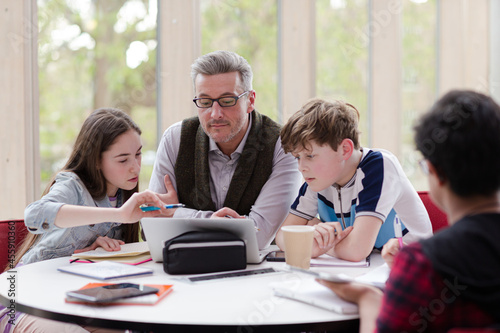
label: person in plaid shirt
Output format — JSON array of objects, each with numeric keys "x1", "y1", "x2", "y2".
[{"x1": 318, "y1": 90, "x2": 500, "y2": 332}]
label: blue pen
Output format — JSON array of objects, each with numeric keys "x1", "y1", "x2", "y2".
[
  {"x1": 140, "y1": 206, "x2": 160, "y2": 212},
  {"x1": 165, "y1": 204, "x2": 185, "y2": 209},
  {"x1": 140, "y1": 204, "x2": 185, "y2": 212}
]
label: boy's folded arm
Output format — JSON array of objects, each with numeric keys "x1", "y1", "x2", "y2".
[{"x1": 328, "y1": 215, "x2": 382, "y2": 262}]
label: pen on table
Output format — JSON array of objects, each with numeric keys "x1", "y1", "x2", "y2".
[
  {"x1": 394, "y1": 215, "x2": 404, "y2": 249},
  {"x1": 225, "y1": 215, "x2": 259, "y2": 231},
  {"x1": 140, "y1": 204, "x2": 185, "y2": 212}
]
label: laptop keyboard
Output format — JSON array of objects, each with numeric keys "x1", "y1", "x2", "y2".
[{"x1": 186, "y1": 267, "x2": 278, "y2": 283}]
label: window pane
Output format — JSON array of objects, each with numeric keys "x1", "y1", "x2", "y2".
[
  {"x1": 37, "y1": 0, "x2": 158, "y2": 194},
  {"x1": 401, "y1": 0, "x2": 437, "y2": 190},
  {"x1": 316, "y1": 0, "x2": 369, "y2": 147},
  {"x1": 200, "y1": 0, "x2": 278, "y2": 121}
]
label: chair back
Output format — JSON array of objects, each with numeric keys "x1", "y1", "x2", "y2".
[
  {"x1": 417, "y1": 191, "x2": 448, "y2": 232},
  {"x1": 0, "y1": 219, "x2": 29, "y2": 271},
  {"x1": 448, "y1": 329, "x2": 500, "y2": 333}
]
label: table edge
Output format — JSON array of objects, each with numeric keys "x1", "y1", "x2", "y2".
[{"x1": 1, "y1": 292, "x2": 358, "y2": 332}]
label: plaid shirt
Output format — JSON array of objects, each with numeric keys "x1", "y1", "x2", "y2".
[{"x1": 376, "y1": 242, "x2": 495, "y2": 332}]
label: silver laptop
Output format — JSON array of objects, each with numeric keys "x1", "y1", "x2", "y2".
[{"x1": 141, "y1": 218, "x2": 268, "y2": 264}]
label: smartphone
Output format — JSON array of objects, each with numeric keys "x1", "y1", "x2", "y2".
[
  {"x1": 266, "y1": 250, "x2": 286, "y2": 262},
  {"x1": 287, "y1": 265, "x2": 354, "y2": 283},
  {"x1": 66, "y1": 283, "x2": 159, "y2": 303}
]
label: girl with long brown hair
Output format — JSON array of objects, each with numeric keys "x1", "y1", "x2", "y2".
[{"x1": 1, "y1": 108, "x2": 167, "y2": 332}]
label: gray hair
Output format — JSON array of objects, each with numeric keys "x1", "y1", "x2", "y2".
[{"x1": 191, "y1": 50, "x2": 253, "y2": 93}]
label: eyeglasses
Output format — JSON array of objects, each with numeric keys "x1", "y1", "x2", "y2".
[
  {"x1": 193, "y1": 91, "x2": 250, "y2": 108},
  {"x1": 419, "y1": 159, "x2": 429, "y2": 175}
]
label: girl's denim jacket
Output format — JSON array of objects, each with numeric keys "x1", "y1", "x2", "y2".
[{"x1": 22, "y1": 171, "x2": 123, "y2": 264}]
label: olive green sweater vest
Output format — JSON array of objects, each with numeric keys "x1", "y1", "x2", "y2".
[{"x1": 174, "y1": 111, "x2": 280, "y2": 215}]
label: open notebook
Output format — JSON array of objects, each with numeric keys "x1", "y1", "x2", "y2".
[
  {"x1": 310, "y1": 254, "x2": 370, "y2": 267},
  {"x1": 272, "y1": 263, "x2": 390, "y2": 313},
  {"x1": 272, "y1": 279, "x2": 358, "y2": 314},
  {"x1": 70, "y1": 242, "x2": 151, "y2": 265}
]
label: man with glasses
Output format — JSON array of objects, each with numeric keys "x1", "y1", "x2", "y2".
[{"x1": 149, "y1": 50, "x2": 301, "y2": 249}]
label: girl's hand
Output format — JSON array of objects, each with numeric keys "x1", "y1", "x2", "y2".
[
  {"x1": 311, "y1": 222, "x2": 353, "y2": 257},
  {"x1": 73, "y1": 236, "x2": 124, "y2": 253},
  {"x1": 119, "y1": 189, "x2": 168, "y2": 223}
]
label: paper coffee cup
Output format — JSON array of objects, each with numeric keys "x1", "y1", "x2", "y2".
[{"x1": 281, "y1": 225, "x2": 315, "y2": 269}]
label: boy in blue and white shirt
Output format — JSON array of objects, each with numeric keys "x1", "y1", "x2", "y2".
[{"x1": 275, "y1": 98, "x2": 432, "y2": 262}]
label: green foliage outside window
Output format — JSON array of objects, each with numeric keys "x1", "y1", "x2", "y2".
[
  {"x1": 200, "y1": 0, "x2": 279, "y2": 121},
  {"x1": 38, "y1": 0, "x2": 157, "y2": 194},
  {"x1": 37, "y1": 0, "x2": 438, "y2": 196}
]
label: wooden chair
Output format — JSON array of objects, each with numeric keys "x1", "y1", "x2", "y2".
[
  {"x1": 417, "y1": 191, "x2": 449, "y2": 232},
  {"x1": 0, "y1": 219, "x2": 29, "y2": 271}
]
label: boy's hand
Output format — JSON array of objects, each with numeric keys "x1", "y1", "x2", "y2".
[
  {"x1": 381, "y1": 238, "x2": 402, "y2": 268},
  {"x1": 312, "y1": 222, "x2": 353, "y2": 257}
]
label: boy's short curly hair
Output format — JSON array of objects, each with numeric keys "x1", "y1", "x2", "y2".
[{"x1": 280, "y1": 98, "x2": 361, "y2": 153}]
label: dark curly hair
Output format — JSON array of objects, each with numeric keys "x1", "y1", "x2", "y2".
[{"x1": 414, "y1": 90, "x2": 500, "y2": 197}]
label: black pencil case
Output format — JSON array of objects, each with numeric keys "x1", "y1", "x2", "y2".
[{"x1": 162, "y1": 230, "x2": 246, "y2": 275}]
